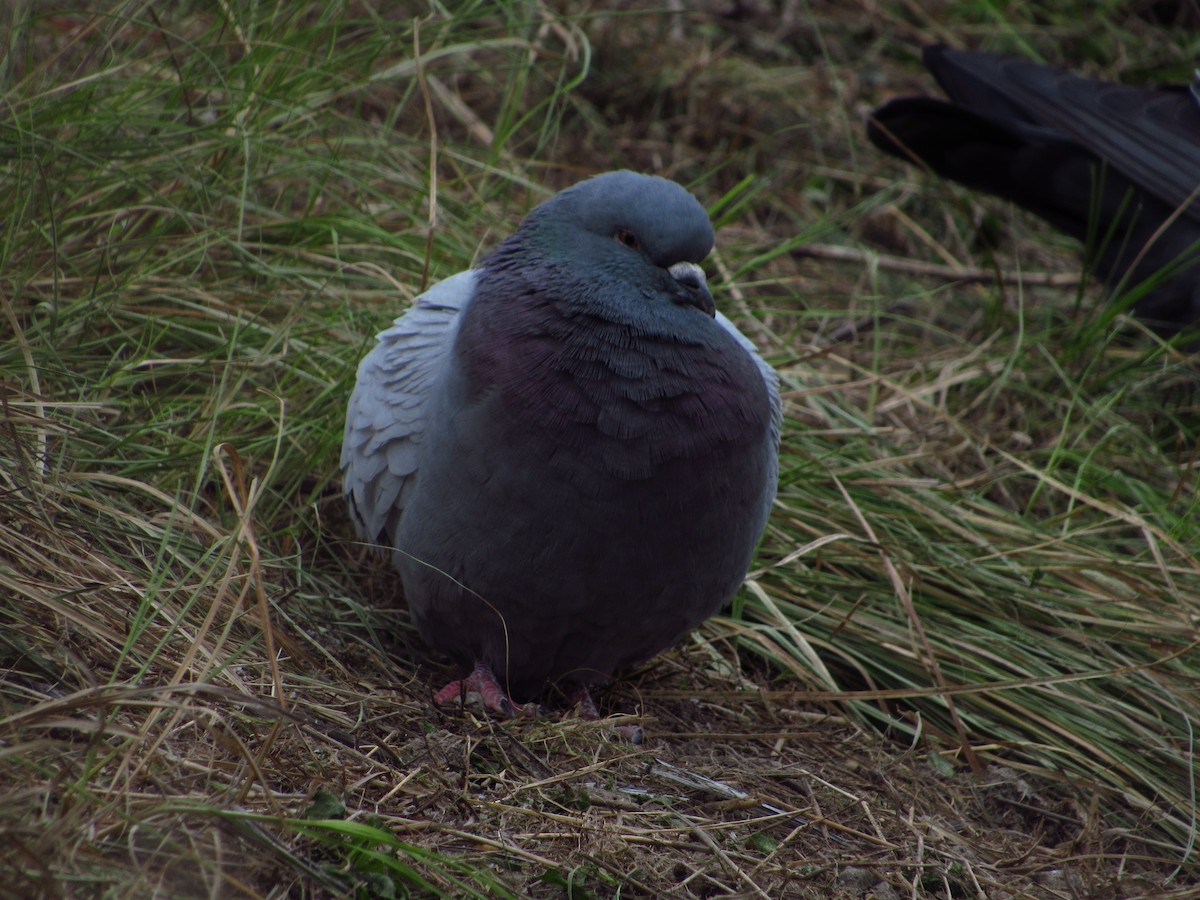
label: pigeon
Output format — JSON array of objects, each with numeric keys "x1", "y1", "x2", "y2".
[
  {"x1": 866, "y1": 44, "x2": 1200, "y2": 334},
  {"x1": 341, "y1": 170, "x2": 781, "y2": 721}
]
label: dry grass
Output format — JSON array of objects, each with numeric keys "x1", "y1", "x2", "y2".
[{"x1": 3, "y1": 1, "x2": 1200, "y2": 896}]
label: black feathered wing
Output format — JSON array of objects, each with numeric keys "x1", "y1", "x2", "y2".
[{"x1": 866, "y1": 45, "x2": 1200, "y2": 331}]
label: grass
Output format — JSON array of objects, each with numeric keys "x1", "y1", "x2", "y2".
[{"x1": 3, "y1": 0, "x2": 1200, "y2": 896}]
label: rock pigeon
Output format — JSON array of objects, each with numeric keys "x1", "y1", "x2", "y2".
[
  {"x1": 341, "y1": 171, "x2": 781, "y2": 720},
  {"x1": 866, "y1": 45, "x2": 1200, "y2": 334}
]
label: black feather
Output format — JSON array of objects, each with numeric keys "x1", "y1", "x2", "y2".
[{"x1": 867, "y1": 45, "x2": 1200, "y2": 333}]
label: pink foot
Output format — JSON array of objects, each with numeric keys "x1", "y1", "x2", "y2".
[
  {"x1": 570, "y1": 684, "x2": 602, "y2": 720},
  {"x1": 433, "y1": 661, "x2": 537, "y2": 718},
  {"x1": 570, "y1": 685, "x2": 644, "y2": 744}
]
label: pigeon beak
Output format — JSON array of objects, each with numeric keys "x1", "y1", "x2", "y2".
[{"x1": 667, "y1": 261, "x2": 716, "y2": 318}]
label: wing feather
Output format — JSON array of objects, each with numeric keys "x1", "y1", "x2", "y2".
[
  {"x1": 341, "y1": 270, "x2": 476, "y2": 544},
  {"x1": 715, "y1": 310, "x2": 782, "y2": 525},
  {"x1": 715, "y1": 311, "x2": 781, "y2": 449}
]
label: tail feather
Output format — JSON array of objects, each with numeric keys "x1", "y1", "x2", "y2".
[{"x1": 867, "y1": 45, "x2": 1200, "y2": 333}]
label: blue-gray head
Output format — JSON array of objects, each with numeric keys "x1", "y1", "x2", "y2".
[{"x1": 483, "y1": 170, "x2": 718, "y2": 322}]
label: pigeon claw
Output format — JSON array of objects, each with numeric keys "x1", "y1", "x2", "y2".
[
  {"x1": 433, "y1": 661, "x2": 537, "y2": 718},
  {"x1": 571, "y1": 685, "x2": 645, "y2": 744}
]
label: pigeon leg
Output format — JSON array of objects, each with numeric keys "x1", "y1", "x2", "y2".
[
  {"x1": 570, "y1": 685, "x2": 644, "y2": 744},
  {"x1": 433, "y1": 661, "x2": 536, "y2": 718}
]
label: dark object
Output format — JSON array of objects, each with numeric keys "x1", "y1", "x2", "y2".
[
  {"x1": 341, "y1": 171, "x2": 781, "y2": 719},
  {"x1": 867, "y1": 44, "x2": 1200, "y2": 334}
]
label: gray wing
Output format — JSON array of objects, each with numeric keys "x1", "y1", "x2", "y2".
[
  {"x1": 716, "y1": 310, "x2": 782, "y2": 450},
  {"x1": 341, "y1": 269, "x2": 477, "y2": 545},
  {"x1": 715, "y1": 310, "x2": 782, "y2": 526}
]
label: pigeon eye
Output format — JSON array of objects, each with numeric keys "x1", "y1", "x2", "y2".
[{"x1": 615, "y1": 228, "x2": 639, "y2": 250}]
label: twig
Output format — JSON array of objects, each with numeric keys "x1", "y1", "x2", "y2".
[
  {"x1": 793, "y1": 243, "x2": 1080, "y2": 287},
  {"x1": 680, "y1": 814, "x2": 772, "y2": 899}
]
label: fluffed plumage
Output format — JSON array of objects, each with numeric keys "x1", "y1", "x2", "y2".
[{"x1": 341, "y1": 171, "x2": 780, "y2": 711}]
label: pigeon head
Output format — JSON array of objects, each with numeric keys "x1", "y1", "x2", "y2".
[{"x1": 483, "y1": 170, "x2": 719, "y2": 322}]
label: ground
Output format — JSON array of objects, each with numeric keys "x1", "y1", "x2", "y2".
[{"x1": 3, "y1": 1, "x2": 1200, "y2": 897}]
